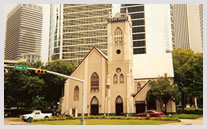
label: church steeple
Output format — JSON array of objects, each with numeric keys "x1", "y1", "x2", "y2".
[
  {"x1": 106, "y1": 13, "x2": 134, "y2": 115},
  {"x1": 107, "y1": 12, "x2": 133, "y2": 62}
]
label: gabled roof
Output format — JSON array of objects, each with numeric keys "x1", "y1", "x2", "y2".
[
  {"x1": 70, "y1": 47, "x2": 108, "y2": 76},
  {"x1": 132, "y1": 80, "x2": 150, "y2": 97}
]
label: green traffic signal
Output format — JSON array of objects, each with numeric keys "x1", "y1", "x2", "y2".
[{"x1": 4, "y1": 69, "x2": 8, "y2": 74}]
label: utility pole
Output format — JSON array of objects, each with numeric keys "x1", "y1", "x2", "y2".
[{"x1": 4, "y1": 65, "x2": 85, "y2": 125}]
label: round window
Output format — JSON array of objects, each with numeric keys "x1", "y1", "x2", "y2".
[
  {"x1": 116, "y1": 68, "x2": 121, "y2": 73},
  {"x1": 116, "y1": 49, "x2": 121, "y2": 54}
]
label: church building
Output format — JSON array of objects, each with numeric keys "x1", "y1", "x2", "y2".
[{"x1": 59, "y1": 12, "x2": 176, "y2": 116}]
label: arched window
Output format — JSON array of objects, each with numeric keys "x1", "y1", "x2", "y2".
[
  {"x1": 137, "y1": 82, "x2": 141, "y2": 92},
  {"x1": 120, "y1": 74, "x2": 124, "y2": 83},
  {"x1": 113, "y1": 74, "x2": 118, "y2": 83},
  {"x1": 91, "y1": 96, "x2": 99, "y2": 105},
  {"x1": 115, "y1": 96, "x2": 123, "y2": 104},
  {"x1": 74, "y1": 86, "x2": 79, "y2": 101},
  {"x1": 91, "y1": 72, "x2": 99, "y2": 92},
  {"x1": 114, "y1": 27, "x2": 123, "y2": 46}
]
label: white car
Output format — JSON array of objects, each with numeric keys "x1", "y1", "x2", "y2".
[{"x1": 22, "y1": 110, "x2": 52, "y2": 121}]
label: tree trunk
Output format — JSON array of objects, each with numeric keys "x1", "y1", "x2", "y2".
[
  {"x1": 159, "y1": 100, "x2": 164, "y2": 113},
  {"x1": 194, "y1": 96, "x2": 198, "y2": 109},
  {"x1": 164, "y1": 103, "x2": 167, "y2": 114},
  {"x1": 181, "y1": 91, "x2": 185, "y2": 113}
]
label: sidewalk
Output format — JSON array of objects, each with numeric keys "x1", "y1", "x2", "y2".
[
  {"x1": 162, "y1": 117, "x2": 203, "y2": 125},
  {"x1": 4, "y1": 117, "x2": 41, "y2": 125}
]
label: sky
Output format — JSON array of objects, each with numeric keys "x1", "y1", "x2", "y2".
[{"x1": 3, "y1": 4, "x2": 50, "y2": 63}]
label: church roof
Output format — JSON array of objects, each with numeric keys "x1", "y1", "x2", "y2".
[{"x1": 70, "y1": 47, "x2": 108, "y2": 76}]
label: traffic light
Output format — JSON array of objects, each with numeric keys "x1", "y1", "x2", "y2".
[
  {"x1": 35, "y1": 69, "x2": 46, "y2": 74},
  {"x1": 4, "y1": 69, "x2": 8, "y2": 75}
]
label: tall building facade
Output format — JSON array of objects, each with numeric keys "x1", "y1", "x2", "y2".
[
  {"x1": 48, "y1": 4, "x2": 112, "y2": 64},
  {"x1": 121, "y1": 4, "x2": 174, "y2": 55},
  {"x1": 171, "y1": 4, "x2": 203, "y2": 53},
  {"x1": 120, "y1": 4, "x2": 146, "y2": 54},
  {"x1": 49, "y1": 4, "x2": 174, "y2": 64},
  {"x1": 5, "y1": 4, "x2": 43, "y2": 60},
  {"x1": 48, "y1": 4, "x2": 62, "y2": 62}
]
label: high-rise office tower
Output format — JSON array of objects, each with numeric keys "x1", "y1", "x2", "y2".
[
  {"x1": 199, "y1": 4, "x2": 203, "y2": 48},
  {"x1": 49, "y1": 4, "x2": 174, "y2": 64},
  {"x1": 48, "y1": 4, "x2": 62, "y2": 62},
  {"x1": 171, "y1": 4, "x2": 203, "y2": 52},
  {"x1": 120, "y1": 4, "x2": 146, "y2": 54},
  {"x1": 48, "y1": 4, "x2": 112, "y2": 64},
  {"x1": 4, "y1": 4, "x2": 43, "y2": 61},
  {"x1": 121, "y1": 4, "x2": 174, "y2": 55}
]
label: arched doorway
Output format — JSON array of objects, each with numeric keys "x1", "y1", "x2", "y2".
[
  {"x1": 90, "y1": 96, "x2": 99, "y2": 115},
  {"x1": 115, "y1": 96, "x2": 123, "y2": 116}
]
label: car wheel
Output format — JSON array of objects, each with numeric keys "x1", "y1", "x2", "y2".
[{"x1": 44, "y1": 116, "x2": 49, "y2": 119}]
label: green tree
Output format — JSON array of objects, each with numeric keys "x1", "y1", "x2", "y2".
[
  {"x1": 4, "y1": 60, "x2": 76, "y2": 114},
  {"x1": 4, "y1": 68, "x2": 46, "y2": 110},
  {"x1": 42, "y1": 60, "x2": 76, "y2": 112},
  {"x1": 147, "y1": 73, "x2": 179, "y2": 114},
  {"x1": 172, "y1": 49, "x2": 203, "y2": 111}
]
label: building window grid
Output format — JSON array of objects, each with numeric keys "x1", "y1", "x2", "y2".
[
  {"x1": 51, "y1": 5, "x2": 111, "y2": 62},
  {"x1": 121, "y1": 4, "x2": 146, "y2": 54},
  {"x1": 63, "y1": 30, "x2": 107, "y2": 39},
  {"x1": 63, "y1": 17, "x2": 108, "y2": 26}
]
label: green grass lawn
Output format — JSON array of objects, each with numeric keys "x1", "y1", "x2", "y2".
[
  {"x1": 30, "y1": 119, "x2": 177, "y2": 125},
  {"x1": 172, "y1": 114, "x2": 202, "y2": 119},
  {"x1": 9, "y1": 118, "x2": 177, "y2": 125}
]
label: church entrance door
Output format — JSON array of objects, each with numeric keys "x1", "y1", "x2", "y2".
[
  {"x1": 115, "y1": 96, "x2": 123, "y2": 116},
  {"x1": 91, "y1": 96, "x2": 99, "y2": 115},
  {"x1": 136, "y1": 101, "x2": 145, "y2": 113}
]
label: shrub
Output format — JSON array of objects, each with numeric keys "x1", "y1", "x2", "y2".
[
  {"x1": 176, "y1": 108, "x2": 183, "y2": 114},
  {"x1": 30, "y1": 115, "x2": 179, "y2": 122},
  {"x1": 184, "y1": 108, "x2": 203, "y2": 115},
  {"x1": 150, "y1": 117, "x2": 179, "y2": 121}
]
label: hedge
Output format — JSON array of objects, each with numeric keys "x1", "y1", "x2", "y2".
[
  {"x1": 31, "y1": 115, "x2": 180, "y2": 122},
  {"x1": 184, "y1": 108, "x2": 203, "y2": 115}
]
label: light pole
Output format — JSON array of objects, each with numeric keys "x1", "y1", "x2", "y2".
[
  {"x1": 81, "y1": 81, "x2": 85, "y2": 125},
  {"x1": 4, "y1": 65, "x2": 86, "y2": 125}
]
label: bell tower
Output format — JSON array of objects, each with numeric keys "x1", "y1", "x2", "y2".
[
  {"x1": 106, "y1": 12, "x2": 134, "y2": 116},
  {"x1": 107, "y1": 12, "x2": 133, "y2": 62}
]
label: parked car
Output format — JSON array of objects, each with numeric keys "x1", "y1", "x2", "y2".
[
  {"x1": 22, "y1": 110, "x2": 52, "y2": 122},
  {"x1": 136, "y1": 110, "x2": 165, "y2": 117}
]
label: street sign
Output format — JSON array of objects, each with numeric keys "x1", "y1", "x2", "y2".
[{"x1": 14, "y1": 64, "x2": 27, "y2": 70}]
